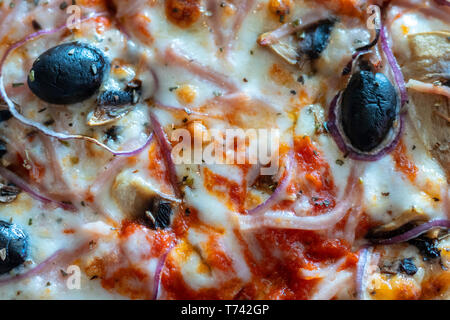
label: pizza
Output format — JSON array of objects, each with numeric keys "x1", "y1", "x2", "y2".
[{"x1": 0, "y1": 0, "x2": 448, "y2": 300}]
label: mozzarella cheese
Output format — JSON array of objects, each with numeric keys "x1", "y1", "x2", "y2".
[{"x1": 0, "y1": 0, "x2": 448, "y2": 300}]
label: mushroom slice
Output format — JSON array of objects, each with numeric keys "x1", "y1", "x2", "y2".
[
  {"x1": 87, "y1": 103, "x2": 134, "y2": 127},
  {"x1": 259, "y1": 27, "x2": 300, "y2": 64},
  {"x1": 368, "y1": 207, "x2": 429, "y2": 239},
  {"x1": 258, "y1": 14, "x2": 335, "y2": 65},
  {"x1": 0, "y1": 182, "x2": 21, "y2": 203},
  {"x1": 88, "y1": 80, "x2": 142, "y2": 127},
  {"x1": 401, "y1": 31, "x2": 450, "y2": 179},
  {"x1": 404, "y1": 31, "x2": 450, "y2": 83},
  {"x1": 408, "y1": 90, "x2": 449, "y2": 179},
  {"x1": 111, "y1": 170, "x2": 179, "y2": 219}
]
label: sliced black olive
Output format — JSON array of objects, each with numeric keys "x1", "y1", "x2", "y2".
[
  {"x1": 399, "y1": 258, "x2": 418, "y2": 276},
  {"x1": 298, "y1": 19, "x2": 335, "y2": 60},
  {"x1": 0, "y1": 140, "x2": 7, "y2": 158},
  {"x1": 408, "y1": 236, "x2": 441, "y2": 261},
  {"x1": 28, "y1": 42, "x2": 109, "y2": 105},
  {"x1": 97, "y1": 90, "x2": 134, "y2": 107},
  {"x1": 0, "y1": 220, "x2": 28, "y2": 274},
  {"x1": 144, "y1": 199, "x2": 173, "y2": 230},
  {"x1": 0, "y1": 183, "x2": 20, "y2": 203},
  {"x1": 0, "y1": 110, "x2": 12, "y2": 123},
  {"x1": 341, "y1": 71, "x2": 398, "y2": 152},
  {"x1": 97, "y1": 80, "x2": 142, "y2": 107},
  {"x1": 104, "y1": 125, "x2": 122, "y2": 142}
]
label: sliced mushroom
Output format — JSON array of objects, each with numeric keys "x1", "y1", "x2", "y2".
[
  {"x1": 408, "y1": 90, "x2": 449, "y2": 179},
  {"x1": 368, "y1": 207, "x2": 429, "y2": 239},
  {"x1": 111, "y1": 170, "x2": 179, "y2": 219},
  {"x1": 401, "y1": 31, "x2": 450, "y2": 179},
  {"x1": 87, "y1": 103, "x2": 135, "y2": 127},
  {"x1": 87, "y1": 80, "x2": 142, "y2": 126},
  {"x1": 404, "y1": 31, "x2": 450, "y2": 83},
  {"x1": 258, "y1": 16, "x2": 335, "y2": 65},
  {"x1": 145, "y1": 199, "x2": 173, "y2": 230},
  {"x1": 265, "y1": 35, "x2": 299, "y2": 65},
  {"x1": 0, "y1": 182, "x2": 21, "y2": 203}
]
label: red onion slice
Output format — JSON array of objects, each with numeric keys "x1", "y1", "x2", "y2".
[
  {"x1": 206, "y1": 0, "x2": 226, "y2": 49},
  {"x1": 227, "y1": 0, "x2": 256, "y2": 51},
  {"x1": 111, "y1": 133, "x2": 154, "y2": 157},
  {"x1": 380, "y1": 24, "x2": 408, "y2": 107},
  {"x1": 0, "y1": 12, "x2": 153, "y2": 157},
  {"x1": 246, "y1": 151, "x2": 294, "y2": 216},
  {"x1": 240, "y1": 162, "x2": 364, "y2": 230},
  {"x1": 0, "y1": 166, "x2": 76, "y2": 211},
  {"x1": 0, "y1": 249, "x2": 64, "y2": 285},
  {"x1": 342, "y1": 50, "x2": 370, "y2": 76},
  {"x1": 355, "y1": 246, "x2": 371, "y2": 300},
  {"x1": 152, "y1": 243, "x2": 175, "y2": 300},
  {"x1": 0, "y1": 240, "x2": 92, "y2": 286},
  {"x1": 370, "y1": 219, "x2": 450, "y2": 245},
  {"x1": 154, "y1": 101, "x2": 210, "y2": 117},
  {"x1": 257, "y1": 10, "x2": 330, "y2": 46},
  {"x1": 150, "y1": 112, "x2": 182, "y2": 199},
  {"x1": 407, "y1": 79, "x2": 450, "y2": 99},
  {"x1": 163, "y1": 46, "x2": 238, "y2": 93},
  {"x1": 434, "y1": 0, "x2": 450, "y2": 6},
  {"x1": 327, "y1": 93, "x2": 404, "y2": 161}
]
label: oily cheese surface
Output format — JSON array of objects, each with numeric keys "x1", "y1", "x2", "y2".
[{"x1": 0, "y1": 0, "x2": 448, "y2": 300}]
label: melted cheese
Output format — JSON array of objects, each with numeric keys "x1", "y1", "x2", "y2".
[{"x1": 0, "y1": 0, "x2": 448, "y2": 300}]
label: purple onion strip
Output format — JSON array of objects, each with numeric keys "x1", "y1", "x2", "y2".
[
  {"x1": 0, "y1": 166, "x2": 76, "y2": 211},
  {"x1": 0, "y1": 249, "x2": 64, "y2": 285},
  {"x1": 150, "y1": 112, "x2": 182, "y2": 199},
  {"x1": 434, "y1": 0, "x2": 450, "y2": 6},
  {"x1": 355, "y1": 246, "x2": 371, "y2": 300},
  {"x1": 152, "y1": 243, "x2": 175, "y2": 300},
  {"x1": 342, "y1": 50, "x2": 370, "y2": 76},
  {"x1": 371, "y1": 219, "x2": 450, "y2": 245},
  {"x1": 247, "y1": 150, "x2": 294, "y2": 216},
  {"x1": 380, "y1": 25, "x2": 408, "y2": 106}
]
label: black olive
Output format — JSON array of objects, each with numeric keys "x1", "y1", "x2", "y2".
[
  {"x1": 104, "y1": 125, "x2": 122, "y2": 142},
  {"x1": 0, "y1": 220, "x2": 28, "y2": 274},
  {"x1": 27, "y1": 42, "x2": 109, "y2": 105},
  {"x1": 298, "y1": 19, "x2": 335, "y2": 60},
  {"x1": 0, "y1": 110, "x2": 12, "y2": 123},
  {"x1": 408, "y1": 236, "x2": 441, "y2": 261},
  {"x1": 341, "y1": 71, "x2": 398, "y2": 152},
  {"x1": 153, "y1": 201, "x2": 172, "y2": 229},
  {"x1": 97, "y1": 79, "x2": 142, "y2": 107},
  {"x1": 399, "y1": 258, "x2": 418, "y2": 276},
  {"x1": 0, "y1": 183, "x2": 21, "y2": 203},
  {"x1": 144, "y1": 199, "x2": 173, "y2": 230},
  {"x1": 97, "y1": 90, "x2": 134, "y2": 107},
  {"x1": 0, "y1": 140, "x2": 6, "y2": 158}
]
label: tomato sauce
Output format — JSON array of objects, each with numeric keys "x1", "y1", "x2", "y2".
[
  {"x1": 102, "y1": 267, "x2": 152, "y2": 300},
  {"x1": 162, "y1": 257, "x2": 243, "y2": 299},
  {"x1": 293, "y1": 136, "x2": 336, "y2": 213},
  {"x1": 203, "y1": 167, "x2": 246, "y2": 212},
  {"x1": 392, "y1": 140, "x2": 418, "y2": 182},
  {"x1": 234, "y1": 229, "x2": 357, "y2": 299},
  {"x1": 148, "y1": 142, "x2": 173, "y2": 195}
]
